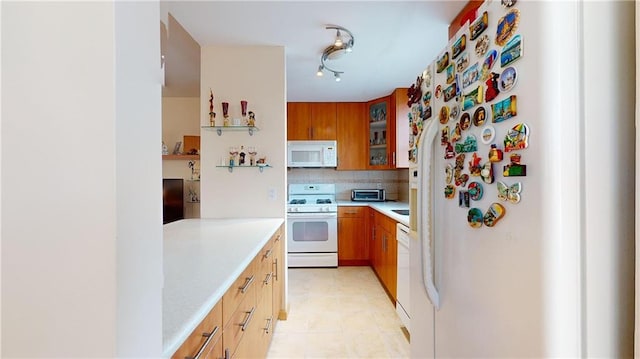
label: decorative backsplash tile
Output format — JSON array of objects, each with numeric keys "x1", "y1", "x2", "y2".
[{"x1": 287, "y1": 168, "x2": 409, "y2": 201}]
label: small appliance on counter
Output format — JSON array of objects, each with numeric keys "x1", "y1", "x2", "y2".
[{"x1": 351, "y1": 189, "x2": 386, "y2": 202}]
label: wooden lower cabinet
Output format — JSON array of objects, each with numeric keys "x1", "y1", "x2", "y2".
[
  {"x1": 172, "y1": 224, "x2": 284, "y2": 359},
  {"x1": 338, "y1": 206, "x2": 369, "y2": 265},
  {"x1": 370, "y1": 211, "x2": 398, "y2": 303}
]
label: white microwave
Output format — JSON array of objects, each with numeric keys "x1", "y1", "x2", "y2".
[{"x1": 287, "y1": 140, "x2": 337, "y2": 168}]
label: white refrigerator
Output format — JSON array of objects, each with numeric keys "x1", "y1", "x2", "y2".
[{"x1": 408, "y1": 1, "x2": 635, "y2": 357}]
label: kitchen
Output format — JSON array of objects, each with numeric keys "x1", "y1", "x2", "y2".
[{"x1": 2, "y1": 1, "x2": 637, "y2": 358}]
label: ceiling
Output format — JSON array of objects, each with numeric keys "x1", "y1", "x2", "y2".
[{"x1": 165, "y1": 1, "x2": 466, "y2": 102}]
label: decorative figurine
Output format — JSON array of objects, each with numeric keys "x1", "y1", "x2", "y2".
[
  {"x1": 222, "y1": 102, "x2": 230, "y2": 127},
  {"x1": 247, "y1": 146, "x2": 257, "y2": 166},
  {"x1": 241, "y1": 100, "x2": 248, "y2": 125},
  {"x1": 162, "y1": 141, "x2": 168, "y2": 155},
  {"x1": 209, "y1": 89, "x2": 216, "y2": 126},
  {"x1": 239, "y1": 145, "x2": 246, "y2": 166},
  {"x1": 248, "y1": 111, "x2": 256, "y2": 127}
]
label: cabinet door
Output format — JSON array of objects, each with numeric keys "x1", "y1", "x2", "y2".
[
  {"x1": 337, "y1": 103, "x2": 368, "y2": 170},
  {"x1": 287, "y1": 102, "x2": 311, "y2": 140},
  {"x1": 338, "y1": 206, "x2": 369, "y2": 265},
  {"x1": 392, "y1": 88, "x2": 410, "y2": 168},
  {"x1": 272, "y1": 229, "x2": 284, "y2": 325},
  {"x1": 309, "y1": 102, "x2": 337, "y2": 140},
  {"x1": 367, "y1": 96, "x2": 394, "y2": 169},
  {"x1": 383, "y1": 227, "x2": 398, "y2": 302}
]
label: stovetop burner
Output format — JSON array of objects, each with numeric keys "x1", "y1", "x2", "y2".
[
  {"x1": 290, "y1": 199, "x2": 307, "y2": 205},
  {"x1": 316, "y1": 199, "x2": 332, "y2": 204}
]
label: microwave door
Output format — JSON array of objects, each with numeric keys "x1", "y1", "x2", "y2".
[{"x1": 289, "y1": 146, "x2": 323, "y2": 167}]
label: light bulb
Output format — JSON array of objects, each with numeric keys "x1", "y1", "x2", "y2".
[
  {"x1": 334, "y1": 30, "x2": 343, "y2": 47},
  {"x1": 345, "y1": 44, "x2": 353, "y2": 53},
  {"x1": 316, "y1": 65, "x2": 324, "y2": 77},
  {"x1": 334, "y1": 72, "x2": 341, "y2": 82}
]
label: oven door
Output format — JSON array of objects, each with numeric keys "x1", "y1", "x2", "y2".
[{"x1": 287, "y1": 212, "x2": 337, "y2": 253}]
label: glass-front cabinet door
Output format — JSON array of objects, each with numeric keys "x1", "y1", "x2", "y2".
[{"x1": 367, "y1": 96, "x2": 392, "y2": 169}]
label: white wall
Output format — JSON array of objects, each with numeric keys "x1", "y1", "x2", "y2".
[
  {"x1": 115, "y1": 2, "x2": 163, "y2": 357},
  {"x1": 200, "y1": 46, "x2": 286, "y2": 219},
  {"x1": 2, "y1": 1, "x2": 162, "y2": 356}
]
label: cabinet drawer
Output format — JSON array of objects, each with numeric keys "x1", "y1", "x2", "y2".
[
  {"x1": 223, "y1": 283, "x2": 257, "y2": 358},
  {"x1": 338, "y1": 206, "x2": 365, "y2": 218},
  {"x1": 223, "y1": 260, "x2": 257, "y2": 326},
  {"x1": 171, "y1": 301, "x2": 222, "y2": 359},
  {"x1": 257, "y1": 239, "x2": 274, "y2": 302}
]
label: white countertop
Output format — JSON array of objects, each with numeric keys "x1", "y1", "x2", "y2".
[
  {"x1": 162, "y1": 218, "x2": 284, "y2": 358},
  {"x1": 337, "y1": 201, "x2": 410, "y2": 226}
]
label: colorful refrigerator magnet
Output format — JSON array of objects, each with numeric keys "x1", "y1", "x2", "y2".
[
  {"x1": 445, "y1": 163, "x2": 454, "y2": 184},
  {"x1": 439, "y1": 105, "x2": 450, "y2": 124},
  {"x1": 499, "y1": 66, "x2": 518, "y2": 92},
  {"x1": 450, "y1": 123, "x2": 462, "y2": 143},
  {"x1": 483, "y1": 203, "x2": 506, "y2": 227},
  {"x1": 451, "y1": 34, "x2": 466, "y2": 60},
  {"x1": 462, "y1": 63, "x2": 480, "y2": 89},
  {"x1": 502, "y1": 0, "x2": 517, "y2": 8},
  {"x1": 437, "y1": 52, "x2": 450, "y2": 73},
  {"x1": 491, "y1": 95, "x2": 517, "y2": 123},
  {"x1": 459, "y1": 190, "x2": 470, "y2": 208},
  {"x1": 480, "y1": 125, "x2": 495, "y2": 144},
  {"x1": 495, "y1": 8, "x2": 520, "y2": 46},
  {"x1": 468, "y1": 182, "x2": 484, "y2": 200},
  {"x1": 470, "y1": 11, "x2": 489, "y2": 41},
  {"x1": 444, "y1": 83, "x2": 457, "y2": 102},
  {"x1": 445, "y1": 185, "x2": 456, "y2": 199},
  {"x1": 497, "y1": 181, "x2": 522, "y2": 204},
  {"x1": 503, "y1": 153, "x2": 527, "y2": 176},
  {"x1": 460, "y1": 112, "x2": 471, "y2": 131},
  {"x1": 455, "y1": 153, "x2": 465, "y2": 170},
  {"x1": 422, "y1": 65, "x2": 433, "y2": 88},
  {"x1": 473, "y1": 106, "x2": 488, "y2": 127},
  {"x1": 444, "y1": 142, "x2": 456, "y2": 159},
  {"x1": 481, "y1": 162, "x2": 494, "y2": 184},
  {"x1": 468, "y1": 153, "x2": 482, "y2": 176},
  {"x1": 501, "y1": 34, "x2": 523, "y2": 67},
  {"x1": 485, "y1": 72, "x2": 501, "y2": 102},
  {"x1": 446, "y1": 64, "x2": 456, "y2": 84},
  {"x1": 488, "y1": 144, "x2": 504, "y2": 162},
  {"x1": 422, "y1": 106, "x2": 432, "y2": 121},
  {"x1": 504, "y1": 123, "x2": 530, "y2": 152},
  {"x1": 462, "y1": 85, "x2": 484, "y2": 111},
  {"x1": 475, "y1": 34, "x2": 490, "y2": 58},
  {"x1": 481, "y1": 49, "x2": 498, "y2": 81},
  {"x1": 435, "y1": 84, "x2": 443, "y2": 99},
  {"x1": 450, "y1": 104, "x2": 460, "y2": 121},
  {"x1": 456, "y1": 52, "x2": 470, "y2": 72},
  {"x1": 468, "y1": 208, "x2": 484, "y2": 228},
  {"x1": 454, "y1": 135, "x2": 478, "y2": 153},
  {"x1": 423, "y1": 91, "x2": 432, "y2": 107},
  {"x1": 441, "y1": 126, "x2": 450, "y2": 145},
  {"x1": 455, "y1": 173, "x2": 470, "y2": 187}
]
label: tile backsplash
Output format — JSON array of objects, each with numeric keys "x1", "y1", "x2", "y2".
[{"x1": 288, "y1": 168, "x2": 409, "y2": 202}]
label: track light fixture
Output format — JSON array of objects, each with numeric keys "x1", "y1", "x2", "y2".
[{"x1": 316, "y1": 25, "x2": 354, "y2": 81}]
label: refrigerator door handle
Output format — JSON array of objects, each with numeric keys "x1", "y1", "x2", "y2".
[{"x1": 418, "y1": 118, "x2": 441, "y2": 310}]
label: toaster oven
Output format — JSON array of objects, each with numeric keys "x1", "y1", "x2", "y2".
[{"x1": 351, "y1": 189, "x2": 386, "y2": 202}]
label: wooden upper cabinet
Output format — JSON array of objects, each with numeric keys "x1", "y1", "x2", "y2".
[
  {"x1": 287, "y1": 102, "x2": 311, "y2": 140},
  {"x1": 336, "y1": 102, "x2": 367, "y2": 170},
  {"x1": 366, "y1": 95, "x2": 395, "y2": 170},
  {"x1": 392, "y1": 88, "x2": 410, "y2": 168},
  {"x1": 287, "y1": 102, "x2": 336, "y2": 140}
]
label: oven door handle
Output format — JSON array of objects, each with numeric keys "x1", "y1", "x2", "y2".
[{"x1": 287, "y1": 212, "x2": 338, "y2": 219}]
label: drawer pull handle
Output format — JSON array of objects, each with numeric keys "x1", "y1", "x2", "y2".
[
  {"x1": 264, "y1": 317, "x2": 273, "y2": 334},
  {"x1": 224, "y1": 348, "x2": 230, "y2": 359},
  {"x1": 240, "y1": 307, "x2": 256, "y2": 331},
  {"x1": 273, "y1": 258, "x2": 278, "y2": 281},
  {"x1": 239, "y1": 275, "x2": 255, "y2": 293},
  {"x1": 263, "y1": 272, "x2": 273, "y2": 285},
  {"x1": 185, "y1": 325, "x2": 219, "y2": 359},
  {"x1": 275, "y1": 234, "x2": 281, "y2": 242},
  {"x1": 264, "y1": 249, "x2": 273, "y2": 259}
]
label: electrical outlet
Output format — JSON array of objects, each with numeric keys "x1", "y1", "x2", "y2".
[
  {"x1": 376, "y1": 183, "x2": 383, "y2": 189},
  {"x1": 268, "y1": 188, "x2": 276, "y2": 200}
]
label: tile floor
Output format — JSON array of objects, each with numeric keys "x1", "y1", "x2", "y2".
[{"x1": 267, "y1": 266, "x2": 410, "y2": 358}]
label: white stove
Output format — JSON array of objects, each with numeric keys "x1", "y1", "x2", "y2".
[
  {"x1": 287, "y1": 184, "x2": 337, "y2": 213},
  {"x1": 287, "y1": 184, "x2": 338, "y2": 267}
]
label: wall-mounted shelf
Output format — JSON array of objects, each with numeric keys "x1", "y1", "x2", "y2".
[
  {"x1": 163, "y1": 154, "x2": 200, "y2": 160},
  {"x1": 216, "y1": 164, "x2": 272, "y2": 173},
  {"x1": 202, "y1": 125, "x2": 259, "y2": 136}
]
